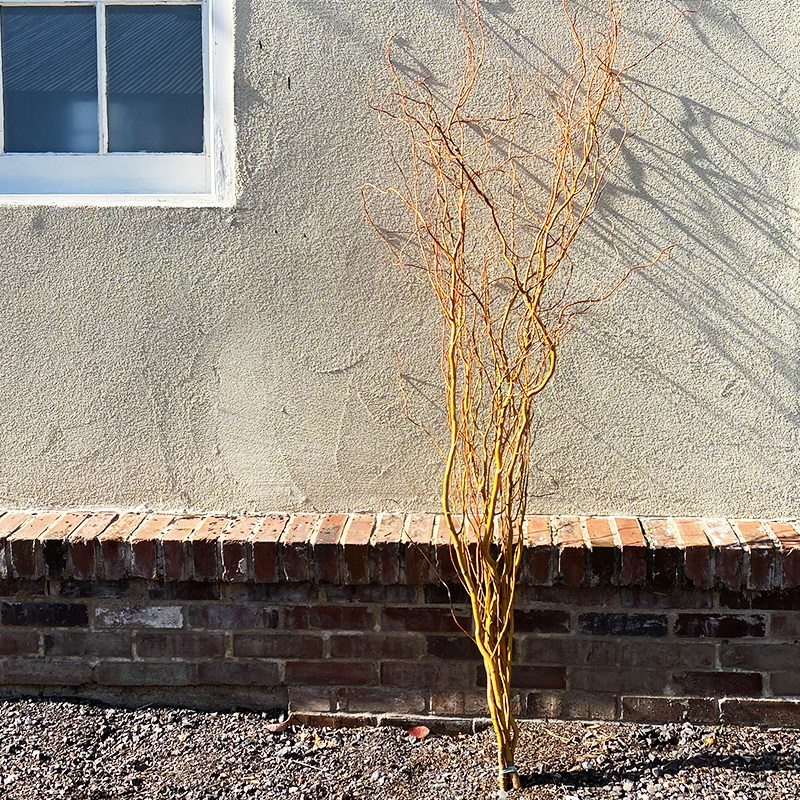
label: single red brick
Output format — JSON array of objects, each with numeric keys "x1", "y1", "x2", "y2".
[
  {"x1": 425, "y1": 634, "x2": 481, "y2": 661},
  {"x1": 0, "y1": 512, "x2": 30, "y2": 537},
  {"x1": 619, "y1": 641, "x2": 715, "y2": 669},
  {"x1": 341, "y1": 514, "x2": 375, "y2": 584},
  {"x1": 288, "y1": 686, "x2": 333, "y2": 713},
  {"x1": 98, "y1": 513, "x2": 146, "y2": 580},
  {"x1": 770, "y1": 614, "x2": 800, "y2": 638},
  {"x1": 703, "y1": 518, "x2": 743, "y2": 589},
  {"x1": 553, "y1": 516, "x2": 585, "y2": 586},
  {"x1": 69, "y1": 513, "x2": 116, "y2": 580},
  {"x1": 675, "y1": 613, "x2": 765, "y2": 638},
  {"x1": 721, "y1": 698, "x2": 800, "y2": 726},
  {"x1": 130, "y1": 514, "x2": 173, "y2": 579},
  {"x1": 527, "y1": 691, "x2": 618, "y2": 721},
  {"x1": 523, "y1": 516, "x2": 553, "y2": 586},
  {"x1": 233, "y1": 633, "x2": 323, "y2": 659},
  {"x1": 40, "y1": 512, "x2": 88, "y2": 579},
  {"x1": 331, "y1": 634, "x2": 422, "y2": 660},
  {"x1": 516, "y1": 637, "x2": 616, "y2": 667},
  {"x1": 281, "y1": 514, "x2": 316, "y2": 581},
  {"x1": 673, "y1": 518, "x2": 712, "y2": 588},
  {"x1": 764, "y1": 521, "x2": 800, "y2": 589},
  {"x1": 372, "y1": 514, "x2": 403, "y2": 585},
  {"x1": 284, "y1": 605, "x2": 373, "y2": 631},
  {"x1": 381, "y1": 606, "x2": 470, "y2": 633},
  {"x1": 191, "y1": 516, "x2": 229, "y2": 580},
  {"x1": 585, "y1": 518, "x2": 616, "y2": 586},
  {"x1": 2, "y1": 659, "x2": 93, "y2": 686},
  {"x1": 0, "y1": 630, "x2": 39, "y2": 656},
  {"x1": 312, "y1": 513, "x2": 347, "y2": 584},
  {"x1": 137, "y1": 632, "x2": 225, "y2": 658},
  {"x1": 720, "y1": 642, "x2": 798, "y2": 670},
  {"x1": 381, "y1": 661, "x2": 470, "y2": 688},
  {"x1": 336, "y1": 687, "x2": 426, "y2": 714},
  {"x1": 570, "y1": 667, "x2": 665, "y2": 695},
  {"x1": 251, "y1": 514, "x2": 288, "y2": 583},
  {"x1": 514, "y1": 608, "x2": 570, "y2": 633},
  {"x1": 477, "y1": 665, "x2": 566, "y2": 691},
  {"x1": 621, "y1": 696, "x2": 717, "y2": 724},
  {"x1": 196, "y1": 660, "x2": 280, "y2": 686},
  {"x1": 732, "y1": 520, "x2": 776, "y2": 591},
  {"x1": 285, "y1": 661, "x2": 378, "y2": 686},
  {"x1": 8, "y1": 512, "x2": 60, "y2": 579},
  {"x1": 0, "y1": 512, "x2": 31, "y2": 578},
  {"x1": 641, "y1": 518, "x2": 680, "y2": 589},
  {"x1": 160, "y1": 517, "x2": 202, "y2": 581},
  {"x1": 403, "y1": 514, "x2": 436, "y2": 584},
  {"x1": 615, "y1": 517, "x2": 647, "y2": 587},
  {"x1": 771, "y1": 673, "x2": 800, "y2": 695},
  {"x1": 673, "y1": 671, "x2": 761, "y2": 697},
  {"x1": 431, "y1": 690, "x2": 489, "y2": 716},
  {"x1": 220, "y1": 516, "x2": 258, "y2": 582}
]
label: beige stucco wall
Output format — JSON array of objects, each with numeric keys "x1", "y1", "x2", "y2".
[{"x1": 1, "y1": 0, "x2": 798, "y2": 517}]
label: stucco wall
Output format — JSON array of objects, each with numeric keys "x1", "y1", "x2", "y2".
[{"x1": 0, "y1": 0, "x2": 798, "y2": 517}]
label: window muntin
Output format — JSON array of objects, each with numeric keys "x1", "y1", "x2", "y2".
[{"x1": 0, "y1": 0, "x2": 234, "y2": 204}]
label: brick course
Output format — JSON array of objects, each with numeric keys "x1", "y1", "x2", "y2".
[{"x1": 0, "y1": 509, "x2": 798, "y2": 727}]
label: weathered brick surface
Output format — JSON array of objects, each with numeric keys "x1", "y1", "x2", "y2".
[
  {"x1": 312, "y1": 514, "x2": 347, "y2": 584},
  {"x1": 341, "y1": 515, "x2": 375, "y2": 585},
  {"x1": 765, "y1": 521, "x2": 800, "y2": 588},
  {"x1": 8, "y1": 513, "x2": 60, "y2": 579},
  {"x1": 621, "y1": 696, "x2": 717, "y2": 724},
  {"x1": 673, "y1": 518, "x2": 711, "y2": 588},
  {"x1": 553, "y1": 516, "x2": 584, "y2": 586},
  {"x1": 70, "y1": 512, "x2": 116, "y2": 580},
  {"x1": 191, "y1": 517, "x2": 229, "y2": 581},
  {"x1": 616, "y1": 518, "x2": 647, "y2": 587},
  {"x1": 703, "y1": 518, "x2": 744, "y2": 589},
  {"x1": 98, "y1": 514, "x2": 145, "y2": 580},
  {"x1": 0, "y1": 509, "x2": 798, "y2": 727},
  {"x1": 373, "y1": 515, "x2": 403, "y2": 585},
  {"x1": 585, "y1": 518, "x2": 616, "y2": 586},
  {"x1": 641, "y1": 519, "x2": 680, "y2": 589},
  {"x1": 161, "y1": 517, "x2": 202, "y2": 582},
  {"x1": 233, "y1": 633, "x2": 323, "y2": 659},
  {"x1": 251, "y1": 515, "x2": 288, "y2": 584},
  {"x1": 579, "y1": 613, "x2": 668, "y2": 637},
  {"x1": 41, "y1": 513, "x2": 88, "y2": 579},
  {"x1": 221, "y1": 516, "x2": 260, "y2": 582},
  {"x1": 282, "y1": 515, "x2": 317, "y2": 582},
  {"x1": 404, "y1": 514, "x2": 435, "y2": 584},
  {"x1": 523, "y1": 516, "x2": 553, "y2": 586},
  {"x1": 130, "y1": 515, "x2": 172, "y2": 580}
]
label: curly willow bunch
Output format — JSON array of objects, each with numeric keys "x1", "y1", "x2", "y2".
[{"x1": 364, "y1": 0, "x2": 696, "y2": 789}]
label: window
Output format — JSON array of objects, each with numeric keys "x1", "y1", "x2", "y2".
[{"x1": 0, "y1": 0, "x2": 234, "y2": 205}]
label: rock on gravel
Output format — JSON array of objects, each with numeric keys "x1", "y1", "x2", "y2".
[{"x1": 0, "y1": 699, "x2": 799, "y2": 799}]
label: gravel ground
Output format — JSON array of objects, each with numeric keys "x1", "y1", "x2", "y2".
[{"x1": 0, "y1": 698, "x2": 798, "y2": 799}]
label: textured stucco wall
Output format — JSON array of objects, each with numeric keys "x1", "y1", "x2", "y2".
[{"x1": 1, "y1": 0, "x2": 798, "y2": 517}]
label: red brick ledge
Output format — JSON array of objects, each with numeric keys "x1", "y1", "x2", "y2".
[{"x1": 1, "y1": 511, "x2": 799, "y2": 590}]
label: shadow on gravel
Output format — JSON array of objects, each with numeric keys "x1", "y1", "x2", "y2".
[{"x1": 521, "y1": 751, "x2": 800, "y2": 792}]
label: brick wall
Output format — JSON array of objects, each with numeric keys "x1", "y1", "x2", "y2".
[{"x1": 1, "y1": 511, "x2": 799, "y2": 727}]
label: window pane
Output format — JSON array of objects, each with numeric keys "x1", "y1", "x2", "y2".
[
  {"x1": 107, "y1": 6, "x2": 203, "y2": 154},
  {"x1": 1, "y1": 7, "x2": 98, "y2": 154}
]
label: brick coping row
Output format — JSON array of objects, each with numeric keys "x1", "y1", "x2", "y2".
[{"x1": 1, "y1": 510, "x2": 799, "y2": 590}]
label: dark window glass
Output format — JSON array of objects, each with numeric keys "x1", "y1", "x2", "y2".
[
  {"x1": 106, "y1": 6, "x2": 203, "y2": 153},
  {"x1": 1, "y1": 7, "x2": 98, "y2": 153}
]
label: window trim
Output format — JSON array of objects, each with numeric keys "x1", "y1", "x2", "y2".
[{"x1": 0, "y1": 0, "x2": 235, "y2": 206}]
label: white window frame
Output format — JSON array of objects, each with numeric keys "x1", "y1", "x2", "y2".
[{"x1": 0, "y1": 0, "x2": 234, "y2": 206}]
